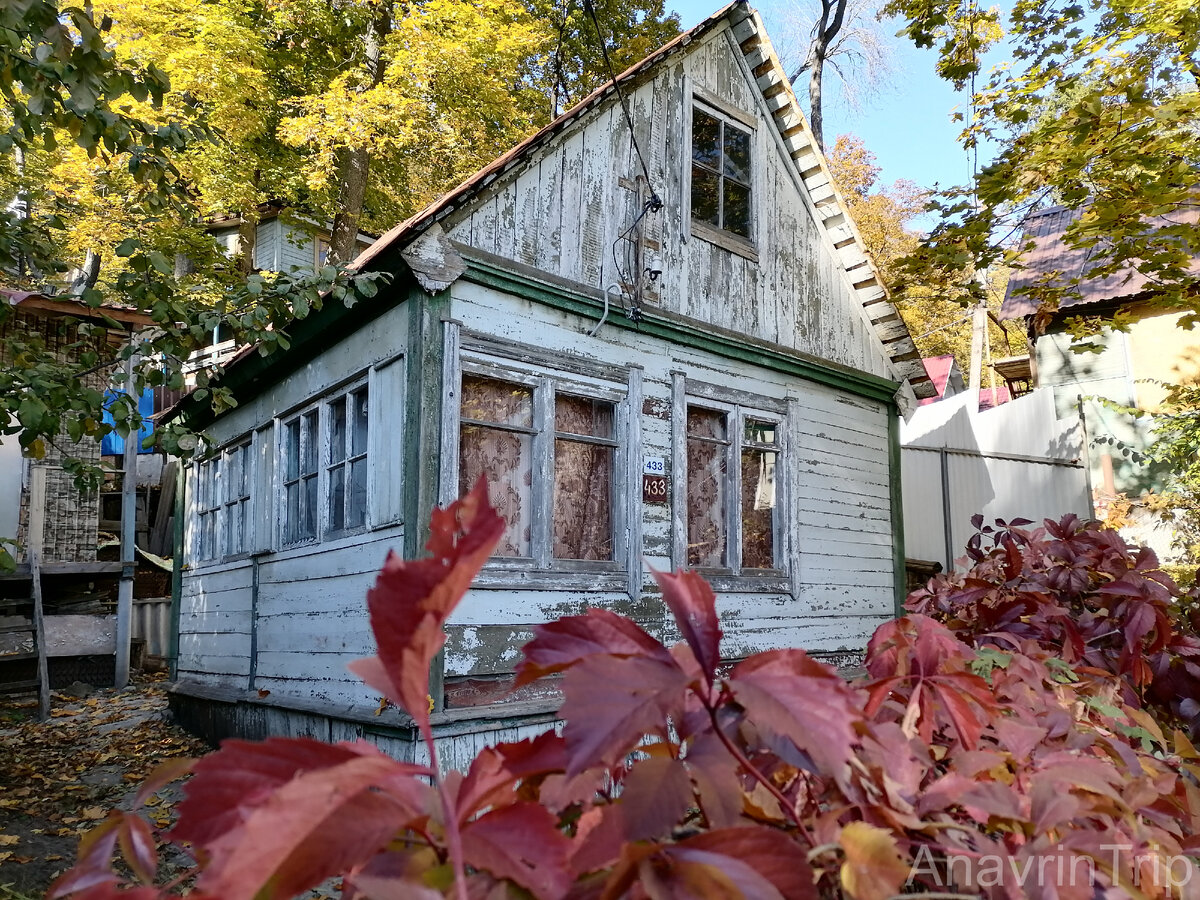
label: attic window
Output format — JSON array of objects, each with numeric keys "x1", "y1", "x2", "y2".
[{"x1": 691, "y1": 106, "x2": 752, "y2": 241}]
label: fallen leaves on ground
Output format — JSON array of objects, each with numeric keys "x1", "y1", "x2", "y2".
[{"x1": 0, "y1": 674, "x2": 208, "y2": 894}]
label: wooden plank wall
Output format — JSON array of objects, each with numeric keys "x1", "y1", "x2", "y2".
[
  {"x1": 442, "y1": 281, "x2": 895, "y2": 680},
  {"x1": 444, "y1": 24, "x2": 891, "y2": 381}
]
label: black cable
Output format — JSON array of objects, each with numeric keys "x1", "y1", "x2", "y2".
[{"x1": 582, "y1": 0, "x2": 659, "y2": 203}]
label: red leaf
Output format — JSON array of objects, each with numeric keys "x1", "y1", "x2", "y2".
[
  {"x1": 352, "y1": 478, "x2": 504, "y2": 731},
  {"x1": 684, "y1": 728, "x2": 745, "y2": 829},
  {"x1": 619, "y1": 756, "x2": 694, "y2": 841},
  {"x1": 666, "y1": 828, "x2": 817, "y2": 899},
  {"x1": 460, "y1": 803, "x2": 572, "y2": 900},
  {"x1": 570, "y1": 804, "x2": 626, "y2": 876},
  {"x1": 559, "y1": 653, "x2": 689, "y2": 776},
  {"x1": 457, "y1": 730, "x2": 567, "y2": 823},
  {"x1": 653, "y1": 568, "x2": 722, "y2": 683},
  {"x1": 729, "y1": 650, "x2": 862, "y2": 776},
  {"x1": 514, "y1": 608, "x2": 674, "y2": 687},
  {"x1": 171, "y1": 739, "x2": 429, "y2": 900},
  {"x1": 48, "y1": 815, "x2": 123, "y2": 899},
  {"x1": 197, "y1": 754, "x2": 428, "y2": 900},
  {"x1": 173, "y1": 737, "x2": 425, "y2": 846},
  {"x1": 133, "y1": 757, "x2": 194, "y2": 807},
  {"x1": 116, "y1": 814, "x2": 157, "y2": 884}
]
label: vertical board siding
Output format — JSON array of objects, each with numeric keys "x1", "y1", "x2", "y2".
[{"x1": 444, "y1": 24, "x2": 895, "y2": 380}]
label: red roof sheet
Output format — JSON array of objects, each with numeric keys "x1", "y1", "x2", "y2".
[{"x1": 1000, "y1": 203, "x2": 1200, "y2": 320}]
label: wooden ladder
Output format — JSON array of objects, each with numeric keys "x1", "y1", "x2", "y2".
[{"x1": 0, "y1": 466, "x2": 52, "y2": 719}]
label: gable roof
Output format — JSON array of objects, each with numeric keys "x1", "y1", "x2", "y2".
[
  {"x1": 354, "y1": 1, "x2": 933, "y2": 399},
  {"x1": 1000, "y1": 203, "x2": 1200, "y2": 320}
]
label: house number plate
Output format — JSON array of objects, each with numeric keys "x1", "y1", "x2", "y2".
[
  {"x1": 642, "y1": 458, "x2": 668, "y2": 503},
  {"x1": 643, "y1": 474, "x2": 668, "y2": 503}
]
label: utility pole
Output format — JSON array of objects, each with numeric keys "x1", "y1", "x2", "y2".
[{"x1": 968, "y1": 302, "x2": 987, "y2": 413}]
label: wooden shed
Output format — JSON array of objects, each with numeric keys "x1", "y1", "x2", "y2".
[{"x1": 167, "y1": 0, "x2": 935, "y2": 762}]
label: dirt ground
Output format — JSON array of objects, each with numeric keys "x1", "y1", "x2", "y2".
[{"x1": 0, "y1": 676, "x2": 208, "y2": 898}]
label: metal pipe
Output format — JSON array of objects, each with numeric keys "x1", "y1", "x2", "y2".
[
  {"x1": 939, "y1": 448, "x2": 954, "y2": 572},
  {"x1": 115, "y1": 344, "x2": 137, "y2": 688},
  {"x1": 588, "y1": 284, "x2": 622, "y2": 337}
]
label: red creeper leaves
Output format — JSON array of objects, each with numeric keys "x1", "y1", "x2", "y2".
[{"x1": 349, "y1": 477, "x2": 504, "y2": 734}]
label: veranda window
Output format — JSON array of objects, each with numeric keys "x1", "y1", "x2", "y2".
[
  {"x1": 222, "y1": 440, "x2": 252, "y2": 556},
  {"x1": 457, "y1": 373, "x2": 618, "y2": 564},
  {"x1": 282, "y1": 410, "x2": 319, "y2": 545},
  {"x1": 327, "y1": 385, "x2": 369, "y2": 534}
]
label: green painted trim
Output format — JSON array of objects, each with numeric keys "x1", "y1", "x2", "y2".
[
  {"x1": 402, "y1": 286, "x2": 451, "y2": 712},
  {"x1": 168, "y1": 461, "x2": 185, "y2": 679},
  {"x1": 888, "y1": 405, "x2": 906, "y2": 618},
  {"x1": 460, "y1": 251, "x2": 902, "y2": 405}
]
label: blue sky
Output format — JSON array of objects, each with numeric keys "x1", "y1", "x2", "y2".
[{"x1": 666, "y1": 0, "x2": 982, "y2": 194}]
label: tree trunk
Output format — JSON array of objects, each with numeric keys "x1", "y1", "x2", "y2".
[
  {"x1": 70, "y1": 249, "x2": 101, "y2": 295},
  {"x1": 806, "y1": 0, "x2": 847, "y2": 152},
  {"x1": 235, "y1": 216, "x2": 257, "y2": 275},
  {"x1": 328, "y1": 8, "x2": 391, "y2": 264}
]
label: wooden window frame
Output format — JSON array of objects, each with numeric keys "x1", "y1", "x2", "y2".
[
  {"x1": 220, "y1": 438, "x2": 253, "y2": 559},
  {"x1": 193, "y1": 457, "x2": 221, "y2": 563},
  {"x1": 279, "y1": 404, "x2": 321, "y2": 548},
  {"x1": 687, "y1": 94, "x2": 757, "y2": 259},
  {"x1": 323, "y1": 380, "x2": 370, "y2": 539},
  {"x1": 446, "y1": 351, "x2": 638, "y2": 592},
  {"x1": 672, "y1": 376, "x2": 789, "y2": 593}
]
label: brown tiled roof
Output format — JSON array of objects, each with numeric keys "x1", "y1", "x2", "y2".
[{"x1": 1000, "y1": 204, "x2": 1200, "y2": 320}]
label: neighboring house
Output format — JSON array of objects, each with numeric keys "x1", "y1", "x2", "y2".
[
  {"x1": 207, "y1": 203, "x2": 376, "y2": 276},
  {"x1": 1000, "y1": 203, "x2": 1200, "y2": 556},
  {"x1": 0, "y1": 290, "x2": 158, "y2": 689},
  {"x1": 167, "y1": 1, "x2": 935, "y2": 760}
]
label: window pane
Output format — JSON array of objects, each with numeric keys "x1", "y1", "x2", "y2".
[
  {"x1": 691, "y1": 164, "x2": 720, "y2": 227},
  {"x1": 723, "y1": 180, "x2": 751, "y2": 238},
  {"x1": 351, "y1": 388, "x2": 369, "y2": 456},
  {"x1": 723, "y1": 124, "x2": 750, "y2": 183},
  {"x1": 741, "y1": 447, "x2": 776, "y2": 569},
  {"x1": 687, "y1": 407, "x2": 727, "y2": 441},
  {"x1": 301, "y1": 412, "x2": 318, "y2": 474},
  {"x1": 692, "y1": 109, "x2": 720, "y2": 169},
  {"x1": 285, "y1": 421, "x2": 300, "y2": 481},
  {"x1": 329, "y1": 465, "x2": 345, "y2": 532},
  {"x1": 687, "y1": 435, "x2": 727, "y2": 567},
  {"x1": 555, "y1": 395, "x2": 614, "y2": 438},
  {"x1": 744, "y1": 419, "x2": 778, "y2": 446},
  {"x1": 459, "y1": 424, "x2": 532, "y2": 557},
  {"x1": 302, "y1": 475, "x2": 318, "y2": 538},
  {"x1": 329, "y1": 397, "x2": 347, "y2": 464},
  {"x1": 348, "y1": 458, "x2": 368, "y2": 528},
  {"x1": 286, "y1": 482, "x2": 299, "y2": 542},
  {"x1": 553, "y1": 439, "x2": 613, "y2": 560},
  {"x1": 225, "y1": 450, "x2": 241, "y2": 503},
  {"x1": 461, "y1": 376, "x2": 533, "y2": 428}
]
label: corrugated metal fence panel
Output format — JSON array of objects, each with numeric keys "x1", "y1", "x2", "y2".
[
  {"x1": 903, "y1": 448, "x2": 1092, "y2": 571},
  {"x1": 132, "y1": 598, "x2": 171, "y2": 659},
  {"x1": 900, "y1": 447, "x2": 945, "y2": 565}
]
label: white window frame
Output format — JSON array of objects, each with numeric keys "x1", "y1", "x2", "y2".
[
  {"x1": 221, "y1": 438, "x2": 253, "y2": 559},
  {"x1": 193, "y1": 457, "x2": 221, "y2": 563},
  {"x1": 446, "y1": 350, "x2": 637, "y2": 592},
  {"x1": 280, "y1": 404, "x2": 321, "y2": 547},
  {"x1": 685, "y1": 89, "x2": 757, "y2": 259},
  {"x1": 323, "y1": 379, "x2": 370, "y2": 538},
  {"x1": 672, "y1": 376, "x2": 789, "y2": 593}
]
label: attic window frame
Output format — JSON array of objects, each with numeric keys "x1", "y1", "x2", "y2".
[{"x1": 686, "y1": 89, "x2": 758, "y2": 261}]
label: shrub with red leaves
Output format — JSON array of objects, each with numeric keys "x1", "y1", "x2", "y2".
[{"x1": 53, "y1": 489, "x2": 1200, "y2": 900}]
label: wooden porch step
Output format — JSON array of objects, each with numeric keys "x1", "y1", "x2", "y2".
[{"x1": 0, "y1": 679, "x2": 41, "y2": 694}]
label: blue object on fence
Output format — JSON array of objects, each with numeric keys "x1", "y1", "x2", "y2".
[{"x1": 100, "y1": 388, "x2": 155, "y2": 455}]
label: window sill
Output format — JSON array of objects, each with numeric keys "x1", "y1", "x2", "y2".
[
  {"x1": 472, "y1": 566, "x2": 630, "y2": 593},
  {"x1": 690, "y1": 571, "x2": 790, "y2": 594},
  {"x1": 690, "y1": 220, "x2": 758, "y2": 262}
]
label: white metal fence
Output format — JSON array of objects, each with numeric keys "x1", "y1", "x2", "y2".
[{"x1": 901, "y1": 389, "x2": 1094, "y2": 571}]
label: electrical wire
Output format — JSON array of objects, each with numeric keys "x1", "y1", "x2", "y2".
[{"x1": 582, "y1": 0, "x2": 658, "y2": 200}]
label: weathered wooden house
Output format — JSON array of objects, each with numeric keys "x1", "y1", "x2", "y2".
[{"x1": 168, "y1": 1, "x2": 935, "y2": 763}]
